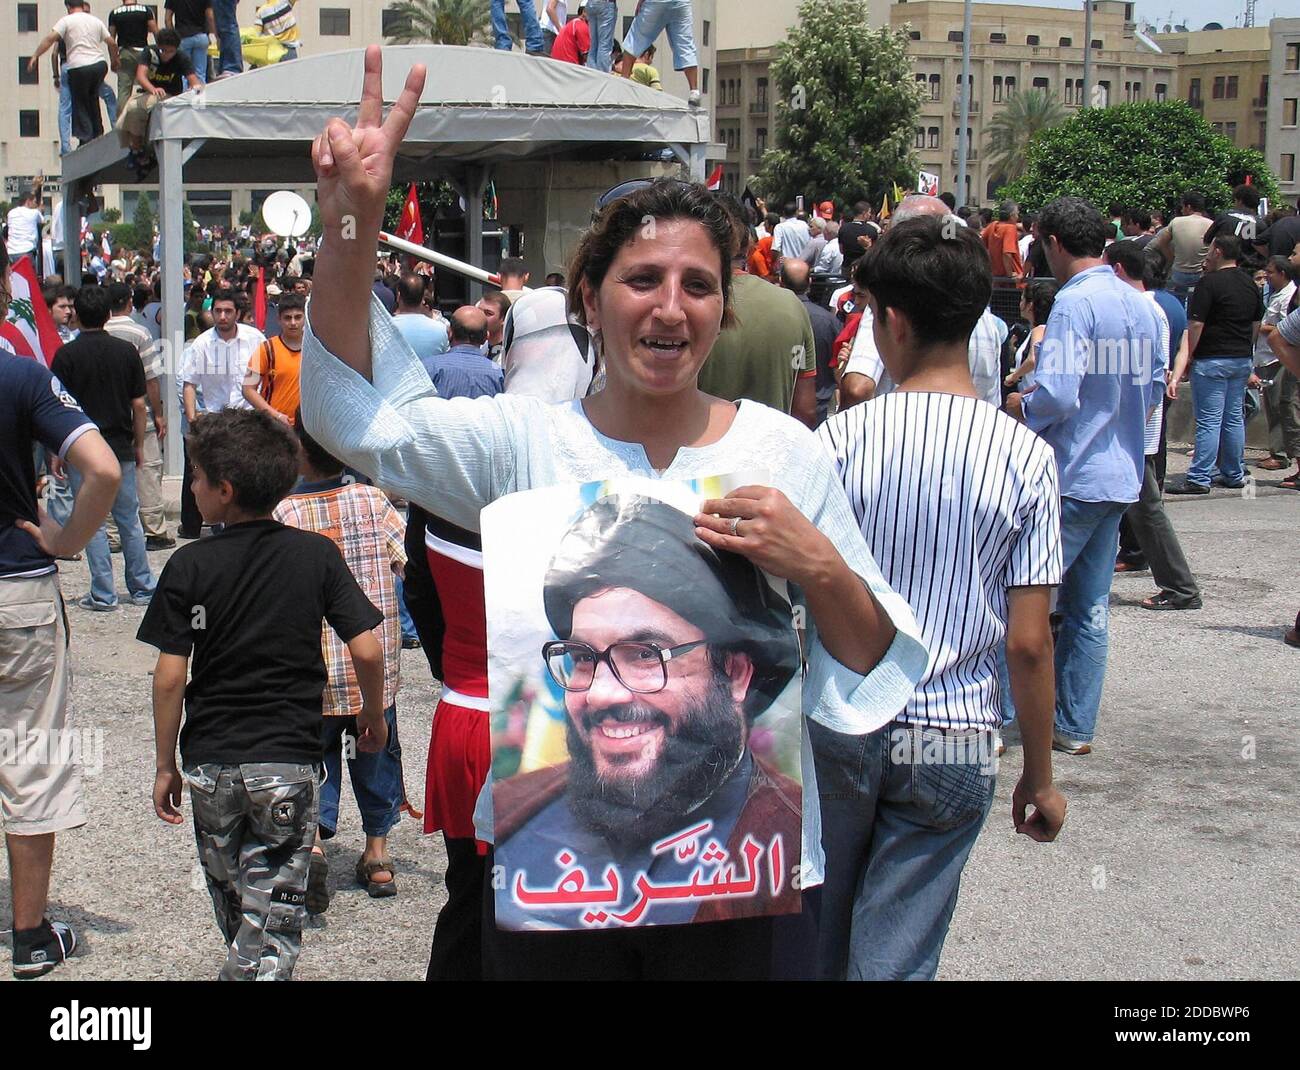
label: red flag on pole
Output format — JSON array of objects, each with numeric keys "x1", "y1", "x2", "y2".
[
  {"x1": 3, "y1": 256, "x2": 63, "y2": 365},
  {"x1": 705, "y1": 164, "x2": 724, "y2": 191},
  {"x1": 398, "y1": 182, "x2": 424, "y2": 246},
  {"x1": 254, "y1": 264, "x2": 268, "y2": 332}
]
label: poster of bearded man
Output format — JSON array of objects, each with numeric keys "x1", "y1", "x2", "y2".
[{"x1": 483, "y1": 473, "x2": 803, "y2": 932}]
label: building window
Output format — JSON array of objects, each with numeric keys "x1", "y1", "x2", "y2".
[
  {"x1": 1284, "y1": 98, "x2": 1298, "y2": 127},
  {"x1": 1287, "y1": 44, "x2": 1300, "y2": 72},
  {"x1": 915, "y1": 127, "x2": 926, "y2": 149},
  {"x1": 703, "y1": 21, "x2": 710, "y2": 47},
  {"x1": 930, "y1": 73, "x2": 941, "y2": 100},
  {"x1": 702, "y1": 68, "x2": 709, "y2": 93},
  {"x1": 381, "y1": 8, "x2": 410, "y2": 37},
  {"x1": 1188, "y1": 78, "x2": 1201, "y2": 104},
  {"x1": 1026, "y1": 34, "x2": 1040, "y2": 45},
  {"x1": 1091, "y1": 39, "x2": 1103, "y2": 49},
  {"x1": 756, "y1": 127, "x2": 767, "y2": 153},
  {"x1": 928, "y1": 127, "x2": 940, "y2": 148},
  {"x1": 1032, "y1": 77, "x2": 1049, "y2": 92},
  {"x1": 1281, "y1": 154, "x2": 1296, "y2": 183},
  {"x1": 1064, "y1": 78, "x2": 1074, "y2": 105},
  {"x1": 948, "y1": 31, "x2": 964, "y2": 43},
  {"x1": 1226, "y1": 75, "x2": 1238, "y2": 99},
  {"x1": 989, "y1": 32, "x2": 1006, "y2": 44},
  {"x1": 17, "y1": 4, "x2": 38, "y2": 33},
  {"x1": 1005, "y1": 76, "x2": 1016, "y2": 96},
  {"x1": 909, "y1": 31, "x2": 921, "y2": 40},
  {"x1": 1059, "y1": 36, "x2": 1072, "y2": 47},
  {"x1": 1155, "y1": 82, "x2": 1167, "y2": 102},
  {"x1": 1224, "y1": 121, "x2": 1237, "y2": 141},
  {"x1": 1097, "y1": 80, "x2": 1110, "y2": 106},
  {"x1": 319, "y1": 7, "x2": 350, "y2": 35},
  {"x1": 1211, "y1": 122, "x2": 1223, "y2": 134},
  {"x1": 19, "y1": 110, "x2": 40, "y2": 137},
  {"x1": 1212, "y1": 76, "x2": 1225, "y2": 100},
  {"x1": 1258, "y1": 121, "x2": 1267, "y2": 147},
  {"x1": 993, "y1": 75, "x2": 1003, "y2": 102},
  {"x1": 756, "y1": 77, "x2": 768, "y2": 109},
  {"x1": 916, "y1": 73, "x2": 927, "y2": 88},
  {"x1": 1258, "y1": 76, "x2": 1268, "y2": 106},
  {"x1": 18, "y1": 57, "x2": 38, "y2": 85}
]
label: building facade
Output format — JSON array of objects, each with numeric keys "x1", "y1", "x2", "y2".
[
  {"x1": 1154, "y1": 25, "x2": 1270, "y2": 153},
  {"x1": 1267, "y1": 18, "x2": 1300, "y2": 198}
]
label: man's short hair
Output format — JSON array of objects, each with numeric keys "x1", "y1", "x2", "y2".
[
  {"x1": 107, "y1": 281, "x2": 133, "y2": 313},
  {"x1": 545, "y1": 272, "x2": 566, "y2": 288},
  {"x1": 1233, "y1": 184, "x2": 1261, "y2": 212},
  {"x1": 396, "y1": 272, "x2": 425, "y2": 308},
  {"x1": 293, "y1": 410, "x2": 344, "y2": 476},
  {"x1": 73, "y1": 285, "x2": 112, "y2": 329},
  {"x1": 449, "y1": 305, "x2": 489, "y2": 346},
  {"x1": 209, "y1": 286, "x2": 238, "y2": 309},
  {"x1": 277, "y1": 292, "x2": 306, "y2": 315},
  {"x1": 1143, "y1": 245, "x2": 1170, "y2": 289},
  {"x1": 44, "y1": 283, "x2": 77, "y2": 309},
  {"x1": 478, "y1": 289, "x2": 511, "y2": 319},
  {"x1": 542, "y1": 495, "x2": 799, "y2": 719},
  {"x1": 1104, "y1": 238, "x2": 1145, "y2": 282},
  {"x1": 997, "y1": 200, "x2": 1018, "y2": 222},
  {"x1": 856, "y1": 216, "x2": 991, "y2": 347},
  {"x1": 939, "y1": 192, "x2": 957, "y2": 211},
  {"x1": 187, "y1": 409, "x2": 300, "y2": 514},
  {"x1": 852, "y1": 200, "x2": 871, "y2": 218},
  {"x1": 156, "y1": 27, "x2": 181, "y2": 48},
  {"x1": 133, "y1": 284, "x2": 151, "y2": 310},
  {"x1": 1122, "y1": 206, "x2": 1151, "y2": 231},
  {"x1": 1212, "y1": 234, "x2": 1245, "y2": 262},
  {"x1": 1036, "y1": 196, "x2": 1110, "y2": 258},
  {"x1": 1181, "y1": 190, "x2": 1206, "y2": 213},
  {"x1": 498, "y1": 257, "x2": 528, "y2": 282}
]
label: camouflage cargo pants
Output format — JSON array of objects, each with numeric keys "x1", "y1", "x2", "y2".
[{"x1": 184, "y1": 762, "x2": 319, "y2": 981}]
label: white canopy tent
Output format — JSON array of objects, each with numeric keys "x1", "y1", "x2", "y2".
[{"x1": 57, "y1": 46, "x2": 715, "y2": 475}]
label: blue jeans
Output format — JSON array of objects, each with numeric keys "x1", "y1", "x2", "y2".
[
  {"x1": 491, "y1": 0, "x2": 544, "y2": 53},
  {"x1": 212, "y1": 0, "x2": 243, "y2": 74},
  {"x1": 1168, "y1": 269, "x2": 1200, "y2": 308},
  {"x1": 623, "y1": 0, "x2": 699, "y2": 69},
  {"x1": 812, "y1": 719, "x2": 996, "y2": 980},
  {"x1": 585, "y1": 0, "x2": 619, "y2": 72},
  {"x1": 1053, "y1": 497, "x2": 1129, "y2": 744},
  {"x1": 319, "y1": 705, "x2": 403, "y2": 838},
  {"x1": 394, "y1": 573, "x2": 418, "y2": 643},
  {"x1": 59, "y1": 76, "x2": 73, "y2": 153},
  {"x1": 1187, "y1": 357, "x2": 1252, "y2": 488},
  {"x1": 69, "y1": 460, "x2": 156, "y2": 607},
  {"x1": 99, "y1": 77, "x2": 117, "y2": 122},
  {"x1": 179, "y1": 32, "x2": 211, "y2": 84}
]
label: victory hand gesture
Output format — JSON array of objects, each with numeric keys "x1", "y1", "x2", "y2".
[{"x1": 311, "y1": 46, "x2": 426, "y2": 237}]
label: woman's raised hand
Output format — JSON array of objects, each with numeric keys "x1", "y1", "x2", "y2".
[{"x1": 311, "y1": 46, "x2": 426, "y2": 238}]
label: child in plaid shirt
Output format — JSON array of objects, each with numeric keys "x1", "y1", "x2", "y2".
[{"x1": 273, "y1": 414, "x2": 408, "y2": 909}]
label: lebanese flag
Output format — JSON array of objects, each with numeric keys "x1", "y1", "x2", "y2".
[
  {"x1": 397, "y1": 182, "x2": 424, "y2": 246},
  {"x1": 4, "y1": 257, "x2": 62, "y2": 365},
  {"x1": 706, "y1": 164, "x2": 724, "y2": 191}
]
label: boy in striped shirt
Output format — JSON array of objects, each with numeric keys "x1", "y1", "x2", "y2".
[{"x1": 815, "y1": 213, "x2": 1068, "y2": 980}]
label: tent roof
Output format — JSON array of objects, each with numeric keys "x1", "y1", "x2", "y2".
[{"x1": 61, "y1": 45, "x2": 710, "y2": 186}]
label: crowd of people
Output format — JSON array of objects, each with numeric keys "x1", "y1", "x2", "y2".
[{"x1": 4, "y1": 45, "x2": 1300, "y2": 983}]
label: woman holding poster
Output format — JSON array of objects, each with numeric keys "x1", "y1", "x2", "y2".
[{"x1": 300, "y1": 47, "x2": 927, "y2": 980}]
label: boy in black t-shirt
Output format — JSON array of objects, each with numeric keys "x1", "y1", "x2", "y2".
[{"x1": 137, "y1": 409, "x2": 385, "y2": 980}]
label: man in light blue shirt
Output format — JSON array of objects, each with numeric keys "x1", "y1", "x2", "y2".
[
  {"x1": 391, "y1": 272, "x2": 449, "y2": 362},
  {"x1": 423, "y1": 306, "x2": 504, "y2": 400},
  {"x1": 1006, "y1": 196, "x2": 1163, "y2": 755}
]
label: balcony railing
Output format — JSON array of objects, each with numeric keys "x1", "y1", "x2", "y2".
[
  {"x1": 952, "y1": 99, "x2": 981, "y2": 116},
  {"x1": 748, "y1": 100, "x2": 769, "y2": 115},
  {"x1": 1189, "y1": 98, "x2": 1204, "y2": 110},
  {"x1": 952, "y1": 149, "x2": 978, "y2": 164},
  {"x1": 1253, "y1": 96, "x2": 1268, "y2": 110}
]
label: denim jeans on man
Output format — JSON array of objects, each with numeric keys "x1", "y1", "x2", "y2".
[
  {"x1": 58, "y1": 71, "x2": 116, "y2": 152},
  {"x1": 1186, "y1": 357, "x2": 1252, "y2": 488},
  {"x1": 68, "y1": 461, "x2": 156, "y2": 607},
  {"x1": 812, "y1": 720, "x2": 996, "y2": 980},
  {"x1": 179, "y1": 33, "x2": 210, "y2": 84},
  {"x1": 491, "y1": 0, "x2": 545, "y2": 53},
  {"x1": 1168, "y1": 268, "x2": 1201, "y2": 309},
  {"x1": 212, "y1": 0, "x2": 243, "y2": 74},
  {"x1": 318, "y1": 705, "x2": 403, "y2": 839},
  {"x1": 584, "y1": 0, "x2": 619, "y2": 72},
  {"x1": 623, "y1": 0, "x2": 700, "y2": 69}
]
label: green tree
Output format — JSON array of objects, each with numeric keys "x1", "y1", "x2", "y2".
[
  {"x1": 984, "y1": 89, "x2": 1067, "y2": 185},
  {"x1": 384, "y1": 0, "x2": 490, "y2": 45},
  {"x1": 133, "y1": 193, "x2": 155, "y2": 243},
  {"x1": 755, "y1": 2, "x2": 921, "y2": 208},
  {"x1": 182, "y1": 200, "x2": 199, "y2": 254},
  {"x1": 101, "y1": 207, "x2": 122, "y2": 223},
  {"x1": 382, "y1": 180, "x2": 459, "y2": 236},
  {"x1": 1000, "y1": 101, "x2": 1280, "y2": 215}
]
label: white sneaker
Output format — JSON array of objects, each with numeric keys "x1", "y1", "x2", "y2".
[
  {"x1": 688, "y1": 89, "x2": 702, "y2": 107},
  {"x1": 1052, "y1": 731, "x2": 1092, "y2": 755}
]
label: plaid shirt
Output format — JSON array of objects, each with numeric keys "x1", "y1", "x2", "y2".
[{"x1": 273, "y1": 478, "x2": 406, "y2": 716}]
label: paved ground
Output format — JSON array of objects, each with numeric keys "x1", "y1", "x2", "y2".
[{"x1": 2, "y1": 446, "x2": 1296, "y2": 981}]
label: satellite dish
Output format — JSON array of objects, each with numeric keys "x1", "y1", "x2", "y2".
[
  {"x1": 1203, "y1": 21, "x2": 1223, "y2": 30},
  {"x1": 261, "y1": 190, "x2": 311, "y2": 238}
]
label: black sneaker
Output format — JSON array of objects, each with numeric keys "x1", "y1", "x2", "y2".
[
  {"x1": 177, "y1": 527, "x2": 202, "y2": 540},
  {"x1": 12, "y1": 919, "x2": 77, "y2": 979},
  {"x1": 1167, "y1": 480, "x2": 1210, "y2": 495},
  {"x1": 146, "y1": 535, "x2": 177, "y2": 550},
  {"x1": 401, "y1": 636, "x2": 422, "y2": 650}
]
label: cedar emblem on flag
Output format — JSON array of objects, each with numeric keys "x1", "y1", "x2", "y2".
[
  {"x1": 398, "y1": 182, "x2": 424, "y2": 246},
  {"x1": 4, "y1": 257, "x2": 62, "y2": 365}
]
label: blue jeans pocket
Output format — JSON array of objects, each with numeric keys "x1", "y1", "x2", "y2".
[
  {"x1": 808, "y1": 719, "x2": 871, "y2": 801},
  {"x1": 910, "y1": 750, "x2": 995, "y2": 831}
]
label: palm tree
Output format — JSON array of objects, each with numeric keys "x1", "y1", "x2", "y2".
[
  {"x1": 384, "y1": 0, "x2": 491, "y2": 46},
  {"x1": 984, "y1": 89, "x2": 1068, "y2": 183}
]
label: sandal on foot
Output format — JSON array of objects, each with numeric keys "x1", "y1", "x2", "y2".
[
  {"x1": 355, "y1": 857, "x2": 397, "y2": 898},
  {"x1": 1141, "y1": 591, "x2": 1202, "y2": 611},
  {"x1": 1279, "y1": 472, "x2": 1300, "y2": 490},
  {"x1": 306, "y1": 848, "x2": 330, "y2": 914}
]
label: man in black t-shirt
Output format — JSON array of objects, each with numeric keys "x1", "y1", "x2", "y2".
[
  {"x1": 164, "y1": 0, "x2": 215, "y2": 84},
  {"x1": 837, "y1": 200, "x2": 874, "y2": 273},
  {"x1": 1253, "y1": 205, "x2": 1300, "y2": 260},
  {"x1": 116, "y1": 28, "x2": 202, "y2": 174},
  {"x1": 1203, "y1": 184, "x2": 1264, "y2": 269},
  {"x1": 108, "y1": 3, "x2": 158, "y2": 105},
  {"x1": 1170, "y1": 234, "x2": 1267, "y2": 494},
  {"x1": 137, "y1": 408, "x2": 385, "y2": 980},
  {"x1": 50, "y1": 285, "x2": 157, "y2": 609}
]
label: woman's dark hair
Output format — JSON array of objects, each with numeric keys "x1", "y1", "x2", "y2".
[
  {"x1": 857, "y1": 216, "x2": 991, "y2": 346},
  {"x1": 187, "y1": 409, "x2": 300, "y2": 513},
  {"x1": 1037, "y1": 196, "x2": 1109, "y2": 258},
  {"x1": 1022, "y1": 278, "x2": 1058, "y2": 324},
  {"x1": 293, "y1": 409, "x2": 345, "y2": 476},
  {"x1": 565, "y1": 179, "x2": 736, "y2": 329}
]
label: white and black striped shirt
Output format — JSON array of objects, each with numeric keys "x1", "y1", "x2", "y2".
[{"x1": 819, "y1": 392, "x2": 1062, "y2": 730}]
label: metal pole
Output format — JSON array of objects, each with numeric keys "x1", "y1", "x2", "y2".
[
  {"x1": 159, "y1": 138, "x2": 184, "y2": 479},
  {"x1": 1082, "y1": 0, "x2": 1093, "y2": 108},
  {"x1": 377, "y1": 231, "x2": 502, "y2": 287},
  {"x1": 956, "y1": 0, "x2": 972, "y2": 205}
]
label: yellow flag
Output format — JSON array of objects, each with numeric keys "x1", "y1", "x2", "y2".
[
  {"x1": 892, "y1": 181, "x2": 905, "y2": 205},
  {"x1": 879, "y1": 193, "x2": 890, "y2": 220}
]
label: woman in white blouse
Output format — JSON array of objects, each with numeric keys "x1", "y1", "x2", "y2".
[{"x1": 300, "y1": 48, "x2": 926, "y2": 979}]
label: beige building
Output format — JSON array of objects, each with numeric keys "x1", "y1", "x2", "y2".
[
  {"x1": 1154, "y1": 25, "x2": 1269, "y2": 153},
  {"x1": 1267, "y1": 18, "x2": 1300, "y2": 198},
  {"x1": 3, "y1": 1, "x2": 716, "y2": 224}
]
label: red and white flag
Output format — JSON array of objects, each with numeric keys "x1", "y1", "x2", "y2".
[
  {"x1": 397, "y1": 182, "x2": 424, "y2": 246},
  {"x1": 706, "y1": 164, "x2": 724, "y2": 191},
  {"x1": 3, "y1": 257, "x2": 63, "y2": 365}
]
